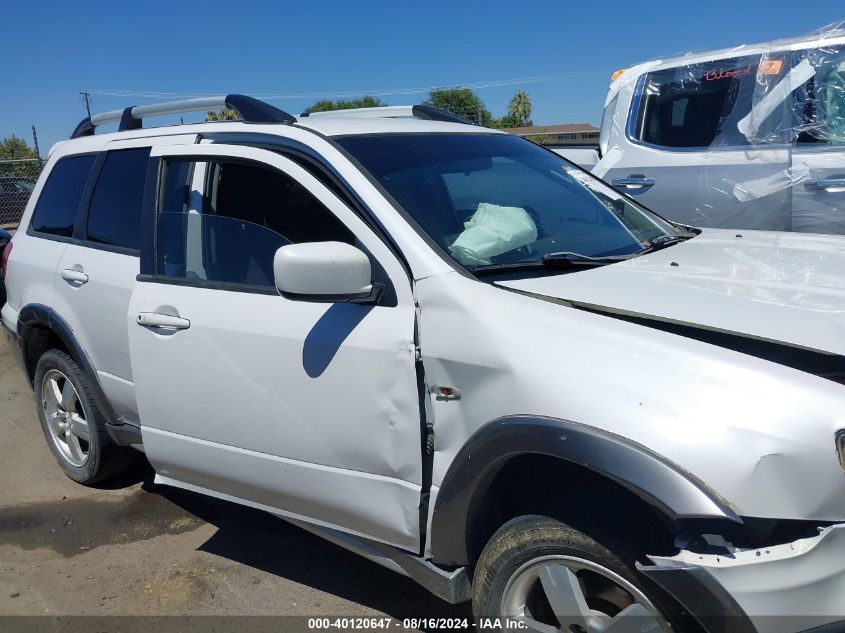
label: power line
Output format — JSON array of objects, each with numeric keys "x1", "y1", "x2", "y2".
[{"x1": 90, "y1": 71, "x2": 598, "y2": 101}]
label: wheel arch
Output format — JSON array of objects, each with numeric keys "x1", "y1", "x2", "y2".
[
  {"x1": 429, "y1": 415, "x2": 742, "y2": 566},
  {"x1": 18, "y1": 303, "x2": 119, "y2": 423}
]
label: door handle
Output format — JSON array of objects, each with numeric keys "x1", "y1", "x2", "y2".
[
  {"x1": 804, "y1": 178, "x2": 845, "y2": 192},
  {"x1": 136, "y1": 312, "x2": 190, "y2": 330},
  {"x1": 611, "y1": 176, "x2": 656, "y2": 189},
  {"x1": 61, "y1": 268, "x2": 89, "y2": 284}
]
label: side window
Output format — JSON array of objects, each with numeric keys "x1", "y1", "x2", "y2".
[
  {"x1": 30, "y1": 154, "x2": 97, "y2": 237},
  {"x1": 799, "y1": 47, "x2": 845, "y2": 145},
  {"x1": 634, "y1": 55, "x2": 760, "y2": 148},
  {"x1": 157, "y1": 159, "x2": 355, "y2": 288},
  {"x1": 85, "y1": 148, "x2": 150, "y2": 251}
]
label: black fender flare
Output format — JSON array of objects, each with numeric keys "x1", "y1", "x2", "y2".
[
  {"x1": 429, "y1": 415, "x2": 741, "y2": 566},
  {"x1": 18, "y1": 303, "x2": 120, "y2": 423}
]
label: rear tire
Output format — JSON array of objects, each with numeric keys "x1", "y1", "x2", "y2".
[
  {"x1": 472, "y1": 515, "x2": 689, "y2": 632},
  {"x1": 34, "y1": 349, "x2": 132, "y2": 484}
]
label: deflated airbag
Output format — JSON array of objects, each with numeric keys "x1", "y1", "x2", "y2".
[{"x1": 449, "y1": 203, "x2": 537, "y2": 265}]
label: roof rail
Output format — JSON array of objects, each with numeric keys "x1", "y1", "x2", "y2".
[
  {"x1": 70, "y1": 94, "x2": 296, "y2": 139},
  {"x1": 301, "y1": 105, "x2": 478, "y2": 126}
]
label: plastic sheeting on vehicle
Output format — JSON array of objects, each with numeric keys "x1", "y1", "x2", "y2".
[{"x1": 595, "y1": 21, "x2": 845, "y2": 234}]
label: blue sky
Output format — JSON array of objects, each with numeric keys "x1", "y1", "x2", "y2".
[{"x1": 3, "y1": 0, "x2": 843, "y2": 151}]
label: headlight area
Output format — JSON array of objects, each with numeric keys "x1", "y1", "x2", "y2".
[
  {"x1": 836, "y1": 429, "x2": 845, "y2": 473},
  {"x1": 639, "y1": 520, "x2": 845, "y2": 633}
]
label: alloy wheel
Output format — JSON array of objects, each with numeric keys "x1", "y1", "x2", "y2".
[
  {"x1": 501, "y1": 555, "x2": 669, "y2": 633},
  {"x1": 41, "y1": 369, "x2": 90, "y2": 467}
]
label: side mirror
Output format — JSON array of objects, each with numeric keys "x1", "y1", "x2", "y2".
[{"x1": 273, "y1": 241, "x2": 382, "y2": 303}]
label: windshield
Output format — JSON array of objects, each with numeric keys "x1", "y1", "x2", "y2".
[{"x1": 337, "y1": 133, "x2": 681, "y2": 272}]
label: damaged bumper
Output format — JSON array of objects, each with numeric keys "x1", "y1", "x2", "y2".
[{"x1": 641, "y1": 524, "x2": 845, "y2": 633}]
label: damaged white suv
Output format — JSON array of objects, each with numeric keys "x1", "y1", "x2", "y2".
[{"x1": 3, "y1": 95, "x2": 845, "y2": 633}]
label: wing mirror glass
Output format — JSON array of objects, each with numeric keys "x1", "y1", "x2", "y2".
[{"x1": 273, "y1": 241, "x2": 382, "y2": 304}]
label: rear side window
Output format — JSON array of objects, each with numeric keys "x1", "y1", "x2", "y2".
[
  {"x1": 633, "y1": 55, "x2": 761, "y2": 148},
  {"x1": 30, "y1": 155, "x2": 97, "y2": 237},
  {"x1": 85, "y1": 148, "x2": 151, "y2": 251}
]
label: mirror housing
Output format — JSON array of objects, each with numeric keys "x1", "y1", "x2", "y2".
[{"x1": 273, "y1": 242, "x2": 381, "y2": 303}]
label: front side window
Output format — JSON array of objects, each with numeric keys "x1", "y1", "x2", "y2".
[
  {"x1": 30, "y1": 154, "x2": 97, "y2": 237},
  {"x1": 338, "y1": 133, "x2": 682, "y2": 273},
  {"x1": 633, "y1": 55, "x2": 762, "y2": 148},
  {"x1": 86, "y1": 148, "x2": 151, "y2": 250},
  {"x1": 157, "y1": 159, "x2": 354, "y2": 288}
]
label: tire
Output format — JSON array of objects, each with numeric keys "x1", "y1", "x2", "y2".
[
  {"x1": 472, "y1": 515, "x2": 692, "y2": 633},
  {"x1": 34, "y1": 349, "x2": 132, "y2": 484}
]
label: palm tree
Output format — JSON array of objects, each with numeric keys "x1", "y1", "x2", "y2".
[
  {"x1": 206, "y1": 108, "x2": 239, "y2": 121},
  {"x1": 507, "y1": 91, "x2": 532, "y2": 126}
]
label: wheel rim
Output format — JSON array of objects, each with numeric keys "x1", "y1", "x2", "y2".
[
  {"x1": 41, "y1": 369, "x2": 90, "y2": 467},
  {"x1": 501, "y1": 555, "x2": 669, "y2": 633}
]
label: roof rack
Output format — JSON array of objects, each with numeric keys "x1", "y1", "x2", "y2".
[
  {"x1": 70, "y1": 94, "x2": 296, "y2": 139},
  {"x1": 301, "y1": 105, "x2": 477, "y2": 126}
]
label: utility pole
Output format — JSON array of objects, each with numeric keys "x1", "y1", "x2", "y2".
[
  {"x1": 80, "y1": 90, "x2": 92, "y2": 117},
  {"x1": 31, "y1": 125, "x2": 43, "y2": 167}
]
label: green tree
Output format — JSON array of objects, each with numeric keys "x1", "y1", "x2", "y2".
[
  {"x1": 507, "y1": 90, "x2": 532, "y2": 127},
  {"x1": 206, "y1": 108, "x2": 239, "y2": 121},
  {"x1": 304, "y1": 96, "x2": 389, "y2": 113},
  {"x1": 0, "y1": 135, "x2": 38, "y2": 160},
  {"x1": 423, "y1": 88, "x2": 492, "y2": 126}
]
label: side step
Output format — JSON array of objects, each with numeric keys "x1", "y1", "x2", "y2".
[{"x1": 284, "y1": 517, "x2": 471, "y2": 604}]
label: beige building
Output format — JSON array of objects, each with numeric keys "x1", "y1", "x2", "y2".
[{"x1": 507, "y1": 123, "x2": 600, "y2": 145}]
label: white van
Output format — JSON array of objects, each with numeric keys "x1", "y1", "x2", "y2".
[{"x1": 562, "y1": 25, "x2": 845, "y2": 233}]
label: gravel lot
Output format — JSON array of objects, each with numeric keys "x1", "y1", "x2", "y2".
[{"x1": 0, "y1": 339, "x2": 469, "y2": 627}]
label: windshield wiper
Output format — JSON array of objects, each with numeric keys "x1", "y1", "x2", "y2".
[
  {"x1": 638, "y1": 234, "x2": 693, "y2": 253},
  {"x1": 472, "y1": 251, "x2": 632, "y2": 276}
]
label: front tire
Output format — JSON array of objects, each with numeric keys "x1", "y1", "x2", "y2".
[
  {"x1": 473, "y1": 515, "x2": 681, "y2": 632},
  {"x1": 34, "y1": 349, "x2": 131, "y2": 484}
]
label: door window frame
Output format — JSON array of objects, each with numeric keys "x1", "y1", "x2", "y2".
[{"x1": 138, "y1": 144, "x2": 405, "y2": 305}]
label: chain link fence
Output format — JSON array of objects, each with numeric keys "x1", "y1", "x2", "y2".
[{"x1": 1, "y1": 158, "x2": 43, "y2": 228}]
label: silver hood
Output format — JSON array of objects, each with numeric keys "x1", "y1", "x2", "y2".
[{"x1": 499, "y1": 228, "x2": 845, "y2": 356}]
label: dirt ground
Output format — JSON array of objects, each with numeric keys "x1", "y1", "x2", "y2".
[{"x1": 0, "y1": 340, "x2": 469, "y2": 628}]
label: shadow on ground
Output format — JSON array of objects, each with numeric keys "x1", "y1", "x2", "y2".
[{"x1": 0, "y1": 459, "x2": 471, "y2": 620}]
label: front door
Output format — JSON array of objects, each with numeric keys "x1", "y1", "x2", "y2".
[{"x1": 128, "y1": 144, "x2": 423, "y2": 550}]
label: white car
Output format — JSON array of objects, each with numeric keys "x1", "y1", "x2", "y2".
[
  {"x1": 3, "y1": 95, "x2": 845, "y2": 633},
  {"x1": 559, "y1": 26, "x2": 845, "y2": 234}
]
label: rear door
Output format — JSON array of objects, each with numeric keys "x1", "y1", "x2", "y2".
[
  {"x1": 53, "y1": 135, "x2": 196, "y2": 425},
  {"x1": 129, "y1": 144, "x2": 423, "y2": 550},
  {"x1": 603, "y1": 54, "x2": 793, "y2": 230},
  {"x1": 791, "y1": 44, "x2": 845, "y2": 233}
]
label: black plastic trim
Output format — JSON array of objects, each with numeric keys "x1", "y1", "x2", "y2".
[
  {"x1": 136, "y1": 273, "x2": 280, "y2": 296},
  {"x1": 118, "y1": 107, "x2": 142, "y2": 132},
  {"x1": 70, "y1": 117, "x2": 95, "y2": 139},
  {"x1": 430, "y1": 415, "x2": 741, "y2": 566},
  {"x1": 224, "y1": 94, "x2": 296, "y2": 125},
  {"x1": 105, "y1": 422, "x2": 143, "y2": 447},
  {"x1": 639, "y1": 563, "x2": 756, "y2": 633},
  {"x1": 139, "y1": 156, "x2": 161, "y2": 277},
  {"x1": 16, "y1": 304, "x2": 120, "y2": 423},
  {"x1": 280, "y1": 283, "x2": 384, "y2": 305}
]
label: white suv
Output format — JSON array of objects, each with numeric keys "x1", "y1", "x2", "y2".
[
  {"x1": 3, "y1": 95, "x2": 845, "y2": 633},
  {"x1": 558, "y1": 27, "x2": 845, "y2": 235}
]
